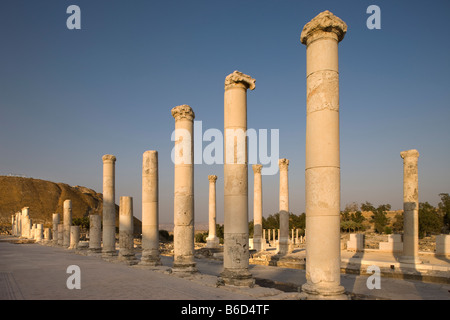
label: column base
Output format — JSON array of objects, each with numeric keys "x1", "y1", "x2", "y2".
[
  {"x1": 171, "y1": 263, "x2": 198, "y2": 274},
  {"x1": 102, "y1": 250, "x2": 118, "y2": 260},
  {"x1": 219, "y1": 268, "x2": 255, "y2": 287},
  {"x1": 119, "y1": 254, "x2": 139, "y2": 265},
  {"x1": 301, "y1": 283, "x2": 348, "y2": 300},
  {"x1": 399, "y1": 256, "x2": 422, "y2": 264},
  {"x1": 139, "y1": 256, "x2": 162, "y2": 267},
  {"x1": 206, "y1": 237, "x2": 220, "y2": 249}
]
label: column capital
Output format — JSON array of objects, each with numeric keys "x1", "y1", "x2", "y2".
[
  {"x1": 208, "y1": 175, "x2": 218, "y2": 182},
  {"x1": 300, "y1": 10, "x2": 347, "y2": 45},
  {"x1": 252, "y1": 164, "x2": 263, "y2": 174},
  {"x1": 400, "y1": 149, "x2": 419, "y2": 160},
  {"x1": 278, "y1": 158, "x2": 290, "y2": 171},
  {"x1": 225, "y1": 70, "x2": 256, "y2": 91},
  {"x1": 171, "y1": 104, "x2": 195, "y2": 121},
  {"x1": 102, "y1": 154, "x2": 116, "y2": 163}
]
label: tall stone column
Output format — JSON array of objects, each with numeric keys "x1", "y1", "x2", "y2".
[
  {"x1": 252, "y1": 164, "x2": 263, "y2": 251},
  {"x1": 399, "y1": 149, "x2": 421, "y2": 264},
  {"x1": 52, "y1": 213, "x2": 60, "y2": 246},
  {"x1": 140, "y1": 150, "x2": 162, "y2": 266},
  {"x1": 278, "y1": 158, "x2": 290, "y2": 255},
  {"x1": 119, "y1": 196, "x2": 138, "y2": 264},
  {"x1": 206, "y1": 175, "x2": 220, "y2": 248},
  {"x1": 221, "y1": 70, "x2": 255, "y2": 287},
  {"x1": 171, "y1": 105, "x2": 197, "y2": 273},
  {"x1": 300, "y1": 10, "x2": 348, "y2": 299},
  {"x1": 102, "y1": 154, "x2": 117, "y2": 257},
  {"x1": 63, "y1": 200, "x2": 72, "y2": 248},
  {"x1": 89, "y1": 215, "x2": 102, "y2": 254}
]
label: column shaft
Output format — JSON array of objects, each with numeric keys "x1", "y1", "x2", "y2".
[
  {"x1": 140, "y1": 150, "x2": 162, "y2": 266},
  {"x1": 172, "y1": 105, "x2": 197, "y2": 273},
  {"x1": 301, "y1": 10, "x2": 347, "y2": 299},
  {"x1": 253, "y1": 165, "x2": 263, "y2": 251},
  {"x1": 63, "y1": 200, "x2": 72, "y2": 248},
  {"x1": 221, "y1": 71, "x2": 255, "y2": 286},
  {"x1": 102, "y1": 154, "x2": 117, "y2": 256}
]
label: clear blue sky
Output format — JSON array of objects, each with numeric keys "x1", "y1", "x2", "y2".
[{"x1": 1, "y1": 0, "x2": 449, "y2": 224}]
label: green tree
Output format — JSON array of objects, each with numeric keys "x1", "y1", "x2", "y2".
[
  {"x1": 371, "y1": 204, "x2": 391, "y2": 234},
  {"x1": 419, "y1": 202, "x2": 443, "y2": 238},
  {"x1": 392, "y1": 214, "x2": 403, "y2": 232},
  {"x1": 438, "y1": 193, "x2": 450, "y2": 229},
  {"x1": 361, "y1": 201, "x2": 376, "y2": 212}
]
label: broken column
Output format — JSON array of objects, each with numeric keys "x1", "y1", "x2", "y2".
[
  {"x1": 119, "y1": 196, "x2": 138, "y2": 264},
  {"x1": 140, "y1": 150, "x2": 162, "y2": 266},
  {"x1": 278, "y1": 158, "x2": 290, "y2": 255},
  {"x1": 57, "y1": 224, "x2": 64, "y2": 246},
  {"x1": 21, "y1": 207, "x2": 30, "y2": 238},
  {"x1": 171, "y1": 105, "x2": 197, "y2": 273},
  {"x1": 52, "y1": 213, "x2": 60, "y2": 246},
  {"x1": 63, "y1": 200, "x2": 72, "y2": 248},
  {"x1": 69, "y1": 226, "x2": 80, "y2": 249},
  {"x1": 102, "y1": 154, "x2": 117, "y2": 257},
  {"x1": 36, "y1": 224, "x2": 43, "y2": 242},
  {"x1": 89, "y1": 215, "x2": 102, "y2": 254},
  {"x1": 206, "y1": 175, "x2": 220, "y2": 248},
  {"x1": 252, "y1": 164, "x2": 263, "y2": 251},
  {"x1": 300, "y1": 10, "x2": 348, "y2": 299},
  {"x1": 399, "y1": 149, "x2": 421, "y2": 264},
  {"x1": 221, "y1": 70, "x2": 255, "y2": 286}
]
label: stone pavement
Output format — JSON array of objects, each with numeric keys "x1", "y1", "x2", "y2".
[{"x1": 0, "y1": 236, "x2": 449, "y2": 300}]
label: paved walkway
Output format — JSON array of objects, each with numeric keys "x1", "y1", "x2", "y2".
[{"x1": 1, "y1": 236, "x2": 449, "y2": 300}]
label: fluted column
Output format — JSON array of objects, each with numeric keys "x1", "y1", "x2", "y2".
[
  {"x1": 63, "y1": 200, "x2": 72, "y2": 248},
  {"x1": 206, "y1": 175, "x2": 220, "y2": 248},
  {"x1": 278, "y1": 158, "x2": 290, "y2": 255},
  {"x1": 300, "y1": 10, "x2": 347, "y2": 299},
  {"x1": 252, "y1": 164, "x2": 263, "y2": 251},
  {"x1": 140, "y1": 150, "x2": 162, "y2": 266},
  {"x1": 399, "y1": 149, "x2": 421, "y2": 264},
  {"x1": 102, "y1": 154, "x2": 117, "y2": 257},
  {"x1": 172, "y1": 105, "x2": 197, "y2": 273},
  {"x1": 221, "y1": 70, "x2": 255, "y2": 287}
]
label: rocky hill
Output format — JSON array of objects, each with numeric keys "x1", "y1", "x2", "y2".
[{"x1": 0, "y1": 176, "x2": 141, "y2": 233}]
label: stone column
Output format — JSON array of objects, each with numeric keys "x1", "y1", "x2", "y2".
[
  {"x1": 63, "y1": 200, "x2": 72, "y2": 248},
  {"x1": 36, "y1": 224, "x2": 43, "y2": 242},
  {"x1": 278, "y1": 159, "x2": 290, "y2": 255},
  {"x1": 52, "y1": 213, "x2": 60, "y2": 246},
  {"x1": 69, "y1": 226, "x2": 80, "y2": 249},
  {"x1": 102, "y1": 154, "x2": 117, "y2": 257},
  {"x1": 118, "y1": 196, "x2": 138, "y2": 264},
  {"x1": 252, "y1": 164, "x2": 263, "y2": 251},
  {"x1": 89, "y1": 215, "x2": 102, "y2": 253},
  {"x1": 44, "y1": 228, "x2": 51, "y2": 244},
  {"x1": 140, "y1": 150, "x2": 161, "y2": 266},
  {"x1": 57, "y1": 224, "x2": 64, "y2": 246},
  {"x1": 399, "y1": 149, "x2": 421, "y2": 264},
  {"x1": 171, "y1": 105, "x2": 197, "y2": 273},
  {"x1": 300, "y1": 10, "x2": 348, "y2": 299},
  {"x1": 221, "y1": 70, "x2": 255, "y2": 287},
  {"x1": 206, "y1": 175, "x2": 220, "y2": 248},
  {"x1": 21, "y1": 207, "x2": 30, "y2": 238}
]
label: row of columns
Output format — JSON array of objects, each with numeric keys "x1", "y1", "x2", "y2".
[{"x1": 9, "y1": 11, "x2": 423, "y2": 300}]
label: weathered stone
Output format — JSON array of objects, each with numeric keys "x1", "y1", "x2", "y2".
[
  {"x1": 206, "y1": 175, "x2": 220, "y2": 249},
  {"x1": 102, "y1": 154, "x2": 117, "y2": 257},
  {"x1": 301, "y1": 10, "x2": 347, "y2": 300},
  {"x1": 140, "y1": 150, "x2": 162, "y2": 266}
]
